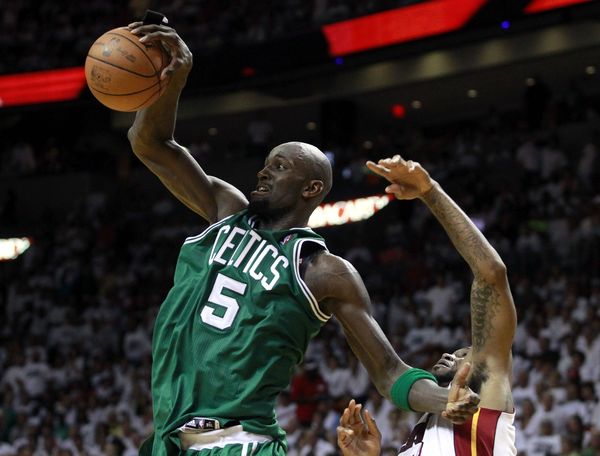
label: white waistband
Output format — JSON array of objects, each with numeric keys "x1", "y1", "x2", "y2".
[{"x1": 178, "y1": 425, "x2": 273, "y2": 452}]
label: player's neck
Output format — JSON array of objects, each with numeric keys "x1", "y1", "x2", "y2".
[{"x1": 255, "y1": 211, "x2": 309, "y2": 231}]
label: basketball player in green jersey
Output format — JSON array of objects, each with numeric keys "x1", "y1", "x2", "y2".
[{"x1": 127, "y1": 21, "x2": 479, "y2": 456}]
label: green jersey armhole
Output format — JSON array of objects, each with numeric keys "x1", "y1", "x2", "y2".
[{"x1": 292, "y1": 238, "x2": 331, "y2": 323}]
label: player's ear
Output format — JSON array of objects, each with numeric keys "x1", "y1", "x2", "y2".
[{"x1": 303, "y1": 180, "x2": 324, "y2": 198}]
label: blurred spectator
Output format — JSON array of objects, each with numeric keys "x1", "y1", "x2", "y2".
[
  {"x1": 512, "y1": 371, "x2": 536, "y2": 409},
  {"x1": 526, "y1": 419, "x2": 561, "y2": 456},
  {"x1": 345, "y1": 356, "x2": 370, "y2": 403},
  {"x1": 290, "y1": 361, "x2": 328, "y2": 428},
  {"x1": 422, "y1": 274, "x2": 458, "y2": 322},
  {"x1": 577, "y1": 139, "x2": 598, "y2": 189},
  {"x1": 294, "y1": 427, "x2": 336, "y2": 456},
  {"x1": 5, "y1": 143, "x2": 36, "y2": 175},
  {"x1": 582, "y1": 429, "x2": 600, "y2": 456},
  {"x1": 275, "y1": 391, "x2": 298, "y2": 433},
  {"x1": 528, "y1": 392, "x2": 563, "y2": 438},
  {"x1": 319, "y1": 355, "x2": 350, "y2": 400}
]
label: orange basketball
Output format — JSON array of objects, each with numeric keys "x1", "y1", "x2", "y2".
[{"x1": 85, "y1": 28, "x2": 170, "y2": 112}]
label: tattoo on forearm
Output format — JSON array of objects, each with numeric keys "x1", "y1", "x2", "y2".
[
  {"x1": 424, "y1": 186, "x2": 512, "y2": 357},
  {"x1": 471, "y1": 280, "x2": 500, "y2": 350},
  {"x1": 424, "y1": 188, "x2": 489, "y2": 270}
]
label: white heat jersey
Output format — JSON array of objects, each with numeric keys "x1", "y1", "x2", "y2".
[{"x1": 398, "y1": 407, "x2": 516, "y2": 456}]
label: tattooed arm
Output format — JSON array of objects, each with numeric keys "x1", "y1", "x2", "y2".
[
  {"x1": 366, "y1": 157, "x2": 516, "y2": 382},
  {"x1": 419, "y1": 185, "x2": 516, "y2": 361}
]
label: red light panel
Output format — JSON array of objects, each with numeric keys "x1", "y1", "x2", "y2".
[
  {"x1": 0, "y1": 67, "x2": 86, "y2": 108},
  {"x1": 242, "y1": 67, "x2": 256, "y2": 77},
  {"x1": 525, "y1": 0, "x2": 592, "y2": 13},
  {"x1": 322, "y1": 0, "x2": 486, "y2": 57},
  {"x1": 392, "y1": 104, "x2": 406, "y2": 118}
]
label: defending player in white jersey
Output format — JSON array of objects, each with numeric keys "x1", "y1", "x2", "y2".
[{"x1": 337, "y1": 156, "x2": 517, "y2": 456}]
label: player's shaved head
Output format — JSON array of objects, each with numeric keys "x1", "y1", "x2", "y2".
[
  {"x1": 250, "y1": 142, "x2": 333, "y2": 222},
  {"x1": 272, "y1": 141, "x2": 333, "y2": 203}
]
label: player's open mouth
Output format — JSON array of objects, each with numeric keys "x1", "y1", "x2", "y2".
[
  {"x1": 252, "y1": 184, "x2": 270, "y2": 195},
  {"x1": 434, "y1": 358, "x2": 454, "y2": 369}
]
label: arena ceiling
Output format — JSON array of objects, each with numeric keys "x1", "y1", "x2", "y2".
[{"x1": 110, "y1": 18, "x2": 600, "y2": 146}]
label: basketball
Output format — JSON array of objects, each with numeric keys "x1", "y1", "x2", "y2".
[{"x1": 85, "y1": 28, "x2": 170, "y2": 112}]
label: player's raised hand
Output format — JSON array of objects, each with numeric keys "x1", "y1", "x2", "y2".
[
  {"x1": 366, "y1": 155, "x2": 435, "y2": 200},
  {"x1": 128, "y1": 21, "x2": 193, "y2": 81},
  {"x1": 337, "y1": 399, "x2": 382, "y2": 456},
  {"x1": 442, "y1": 362, "x2": 480, "y2": 424}
]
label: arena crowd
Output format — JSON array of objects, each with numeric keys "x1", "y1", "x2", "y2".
[
  {"x1": 0, "y1": 0, "x2": 420, "y2": 75},
  {"x1": 1, "y1": 72, "x2": 600, "y2": 456}
]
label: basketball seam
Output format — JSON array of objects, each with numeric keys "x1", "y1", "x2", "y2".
[
  {"x1": 89, "y1": 85, "x2": 162, "y2": 112},
  {"x1": 89, "y1": 80, "x2": 160, "y2": 96},
  {"x1": 106, "y1": 31, "x2": 160, "y2": 76},
  {"x1": 86, "y1": 55, "x2": 156, "y2": 78},
  {"x1": 130, "y1": 86, "x2": 162, "y2": 111}
]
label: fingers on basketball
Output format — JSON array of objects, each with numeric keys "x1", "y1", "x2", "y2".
[
  {"x1": 139, "y1": 31, "x2": 174, "y2": 45},
  {"x1": 131, "y1": 24, "x2": 174, "y2": 36}
]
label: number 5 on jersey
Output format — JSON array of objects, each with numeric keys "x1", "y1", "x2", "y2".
[{"x1": 201, "y1": 273, "x2": 247, "y2": 330}]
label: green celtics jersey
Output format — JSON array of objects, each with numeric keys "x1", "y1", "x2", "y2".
[{"x1": 150, "y1": 210, "x2": 330, "y2": 455}]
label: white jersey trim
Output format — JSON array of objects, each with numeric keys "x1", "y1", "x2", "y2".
[
  {"x1": 292, "y1": 238, "x2": 331, "y2": 323},
  {"x1": 493, "y1": 410, "x2": 516, "y2": 456},
  {"x1": 184, "y1": 213, "x2": 238, "y2": 245}
]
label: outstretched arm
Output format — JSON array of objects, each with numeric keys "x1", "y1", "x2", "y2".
[
  {"x1": 305, "y1": 252, "x2": 478, "y2": 418},
  {"x1": 336, "y1": 364, "x2": 474, "y2": 456},
  {"x1": 367, "y1": 157, "x2": 516, "y2": 371},
  {"x1": 126, "y1": 23, "x2": 247, "y2": 223}
]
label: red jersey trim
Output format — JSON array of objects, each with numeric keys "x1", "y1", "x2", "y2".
[
  {"x1": 453, "y1": 408, "x2": 503, "y2": 456},
  {"x1": 454, "y1": 412, "x2": 472, "y2": 456}
]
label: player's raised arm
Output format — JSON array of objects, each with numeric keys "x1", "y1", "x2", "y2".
[
  {"x1": 367, "y1": 156, "x2": 516, "y2": 377},
  {"x1": 304, "y1": 252, "x2": 479, "y2": 420},
  {"x1": 126, "y1": 22, "x2": 247, "y2": 223}
]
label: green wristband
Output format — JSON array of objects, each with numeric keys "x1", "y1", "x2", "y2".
[{"x1": 390, "y1": 368, "x2": 438, "y2": 411}]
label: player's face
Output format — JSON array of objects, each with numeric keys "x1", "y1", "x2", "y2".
[
  {"x1": 249, "y1": 147, "x2": 309, "y2": 217},
  {"x1": 431, "y1": 346, "x2": 471, "y2": 386}
]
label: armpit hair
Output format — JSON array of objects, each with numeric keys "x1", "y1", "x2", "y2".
[{"x1": 468, "y1": 361, "x2": 489, "y2": 394}]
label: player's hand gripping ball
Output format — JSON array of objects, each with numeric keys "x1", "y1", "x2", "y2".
[{"x1": 85, "y1": 28, "x2": 170, "y2": 112}]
